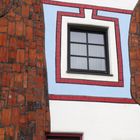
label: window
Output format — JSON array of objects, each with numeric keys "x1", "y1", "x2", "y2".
[
  {"x1": 46, "y1": 133, "x2": 82, "y2": 140},
  {"x1": 68, "y1": 25, "x2": 109, "y2": 75},
  {"x1": 58, "y1": 10, "x2": 121, "y2": 85}
]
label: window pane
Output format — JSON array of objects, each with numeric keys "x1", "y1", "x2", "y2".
[
  {"x1": 70, "y1": 43, "x2": 87, "y2": 56},
  {"x1": 88, "y1": 33, "x2": 104, "y2": 45},
  {"x1": 70, "y1": 57, "x2": 87, "y2": 70},
  {"x1": 89, "y1": 58, "x2": 106, "y2": 71},
  {"x1": 70, "y1": 32, "x2": 86, "y2": 43},
  {"x1": 88, "y1": 45, "x2": 105, "y2": 57}
]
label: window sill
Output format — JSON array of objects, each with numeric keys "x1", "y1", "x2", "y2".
[{"x1": 67, "y1": 70, "x2": 113, "y2": 77}]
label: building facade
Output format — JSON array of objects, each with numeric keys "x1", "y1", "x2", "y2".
[{"x1": 0, "y1": 0, "x2": 140, "y2": 140}]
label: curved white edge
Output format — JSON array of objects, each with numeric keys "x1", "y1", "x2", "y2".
[
  {"x1": 50, "y1": 100, "x2": 140, "y2": 140},
  {"x1": 61, "y1": 9, "x2": 118, "y2": 82},
  {"x1": 51, "y1": 0, "x2": 138, "y2": 10}
]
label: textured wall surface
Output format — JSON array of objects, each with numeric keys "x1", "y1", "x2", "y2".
[
  {"x1": 129, "y1": 0, "x2": 140, "y2": 105},
  {"x1": 0, "y1": 0, "x2": 50, "y2": 140}
]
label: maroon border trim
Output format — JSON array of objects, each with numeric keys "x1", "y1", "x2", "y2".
[
  {"x1": 49, "y1": 94, "x2": 136, "y2": 104},
  {"x1": 43, "y1": 1, "x2": 134, "y2": 103},
  {"x1": 46, "y1": 133, "x2": 83, "y2": 140},
  {"x1": 41, "y1": 0, "x2": 133, "y2": 14},
  {"x1": 56, "y1": 9, "x2": 124, "y2": 86}
]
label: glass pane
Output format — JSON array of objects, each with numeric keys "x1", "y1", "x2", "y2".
[
  {"x1": 89, "y1": 58, "x2": 106, "y2": 71},
  {"x1": 70, "y1": 57, "x2": 87, "y2": 70},
  {"x1": 88, "y1": 45, "x2": 105, "y2": 57},
  {"x1": 70, "y1": 32, "x2": 86, "y2": 43},
  {"x1": 70, "y1": 43, "x2": 87, "y2": 56},
  {"x1": 88, "y1": 33, "x2": 104, "y2": 45}
]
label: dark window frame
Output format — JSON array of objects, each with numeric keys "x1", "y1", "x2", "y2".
[
  {"x1": 46, "y1": 133, "x2": 82, "y2": 140},
  {"x1": 67, "y1": 24, "x2": 110, "y2": 76}
]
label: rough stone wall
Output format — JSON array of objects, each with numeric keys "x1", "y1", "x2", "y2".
[
  {"x1": 129, "y1": 0, "x2": 140, "y2": 105},
  {"x1": 0, "y1": 0, "x2": 50, "y2": 140}
]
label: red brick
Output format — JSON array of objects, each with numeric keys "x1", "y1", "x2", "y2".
[
  {"x1": 29, "y1": 49, "x2": 36, "y2": 65},
  {"x1": 24, "y1": 0, "x2": 32, "y2": 4},
  {"x1": 136, "y1": 48, "x2": 140, "y2": 60},
  {"x1": 16, "y1": 49, "x2": 25, "y2": 63},
  {"x1": 9, "y1": 37, "x2": 16, "y2": 50},
  {"x1": 34, "y1": 5, "x2": 41, "y2": 13},
  {"x1": 11, "y1": 108, "x2": 19, "y2": 125},
  {"x1": 5, "y1": 0, "x2": 10, "y2": 5},
  {"x1": 135, "y1": 75, "x2": 140, "y2": 86},
  {"x1": 26, "y1": 26, "x2": 33, "y2": 40},
  {"x1": 28, "y1": 112, "x2": 35, "y2": 121},
  {"x1": 10, "y1": 74, "x2": 15, "y2": 88},
  {"x1": 22, "y1": 4, "x2": 29, "y2": 17},
  {"x1": 2, "y1": 64, "x2": 11, "y2": 72},
  {"x1": 7, "y1": 93, "x2": 17, "y2": 106},
  {"x1": 8, "y1": 22, "x2": 15, "y2": 35},
  {"x1": 136, "y1": 9, "x2": 140, "y2": 22},
  {"x1": 23, "y1": 72, "x2": 28, "y2": 88},
  {"x1": 5, "y1": 127, "x2": 14, "y2": 137},
  {"x1": 12, "y1": 64, "x2": 21, "y2": 72},
  {"x1": 17, "y1": 94, "x2": 25, "y2": 105},
  {"x1": 19, "y1": 115, "x2": 27, "y2": 124},
  {"x1": 0, "y1": 128, "x2": 4, "y2": 135},
  {"x1": 15, "y1": 73, "x2": 23, "y2": 87},
  {"x1": 37, "y1": 52, "x2": 43, "y2": 61},
  {"x1": 16, "y1": 21, "x2": 24, "y2": 36},
  {"x1": 17, "y1": 39, "x2": 24, "y2": 49},
  {"x1": 0, "y1": 47, "x2": 8, "y2": 62},
  {"x1": 0, "y1": 101, "x2": 4, "y2": 110},
  {"x1": 0, "y1": 34, "x2": 7, "y2": 46},
  {"x1": 130, "y1": 22, "x2": 137, "y2": 33},
  {"x1": 130, "y1": 48, "x2": 137, "y2": 59},
  {"x1": 2, "y1": 72, "x2": 10, "y2": 87},
  {"x1": 8, "y1": 50, "x2": 16, "y2": 62},
  {"x1": 0, "y1": 18, "x2": 8, "y2": 26},
  {"x1": 1, "y1": 109, "x2": 11, "y2": 126},
  {"x1": 0, "y1": 26, "x2": 7, "y2": 32},
  {"x1": 0, "y1": 134, "x2": 4, "y2": 140},
  {"x1": 30, "y1": 42, "x2": 36, "y2": 49},
  {"x1": 0, "y1": 128, "x2": 5, "y2": 140}
]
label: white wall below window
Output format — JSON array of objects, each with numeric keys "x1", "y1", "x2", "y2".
[{"x1": 50, "y1": 100, "x2": 140, "y2": 140}]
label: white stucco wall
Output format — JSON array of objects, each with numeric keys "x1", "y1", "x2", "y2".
[
  {"x1": 51, "y1": 0, "x2": 138, "y2": 10},
  {"x1": 50, "y1": 100, "x2": 140, "y2": 140}
]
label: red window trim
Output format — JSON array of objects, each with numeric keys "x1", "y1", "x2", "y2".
[
  {"x1": 41, "y1": 0, "x2": 133, "y2": 14},
  {"x1": 56, "y1": 8, "x2": 124, "y2": 87},
  {"x1": 46, "y1": 133, "x2": 83, "y2": 140},
  {"x1": 49, "y1": 94, "x2": 136, "y2": 104}
]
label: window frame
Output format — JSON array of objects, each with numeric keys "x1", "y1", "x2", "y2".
[
  {"x1": 67, "y1": 24, "x2": 110, "y2": 75},
  {"x1": 46, "y1": 133, "x2": 83, "y2": 140}
]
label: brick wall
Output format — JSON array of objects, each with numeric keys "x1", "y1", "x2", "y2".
[
  {"x1": 0, "y1": 0, "x2": 50, "y2": 140},
  {"x1": 129, "y1": 0, "x2": 140, "y2": 105}
]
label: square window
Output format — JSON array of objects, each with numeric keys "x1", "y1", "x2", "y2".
[
  {"x1": 67, "y1": 25, "x2": 109, "y2": 75},
  {"x1": 57, "y1": 10, "x2": 123, "y2": 85}
]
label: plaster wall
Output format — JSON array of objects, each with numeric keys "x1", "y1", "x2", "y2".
[{"x1": 50, "y1": 100, "x2": 140, "y2": 140}]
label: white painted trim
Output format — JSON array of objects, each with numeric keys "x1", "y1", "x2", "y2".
[
  {"x1": 51, "y1": 0, "x2": 138, "y2": 10},
  {"x1": 61, "y1": 9, "x2": 118, "y2": 82}
]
